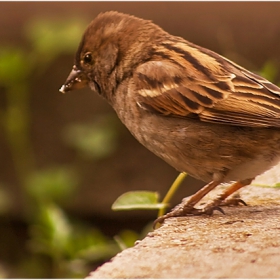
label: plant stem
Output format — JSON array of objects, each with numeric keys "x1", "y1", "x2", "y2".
[{"x1": 157, "y1": 172, "x2": 187, "y2": 218}]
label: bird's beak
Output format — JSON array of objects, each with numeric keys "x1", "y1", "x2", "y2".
[{"x1": 59, "y1": 65, "x2": 88, "y2": 94}]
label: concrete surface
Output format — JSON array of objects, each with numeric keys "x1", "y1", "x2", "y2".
[{"x1": 87, "y1": 165, "x2": 280, "y2": 278}]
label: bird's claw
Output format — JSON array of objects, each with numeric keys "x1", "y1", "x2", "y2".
[
  {"x1": 153, "y1": 204, "x2": 225, "y2": 229},
  {"x1": 191, "y1": 205, "x2": 225, "y2": 216},
  {"x1": 220, "y1": 198, "x2": 247, "y2": 206}
]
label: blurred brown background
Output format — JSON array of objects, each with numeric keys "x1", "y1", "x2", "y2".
[{"x1": 1, "y1": 2, "x2": 280, "y2": 278}]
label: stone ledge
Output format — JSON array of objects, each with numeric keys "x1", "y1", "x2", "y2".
[{"x1": 87, "y1": 167, "x2": 280, "y2": 278}]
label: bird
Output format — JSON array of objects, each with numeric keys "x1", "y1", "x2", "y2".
[{"x1": 60, "y1": 11, "x2": 280, "y2": 225}]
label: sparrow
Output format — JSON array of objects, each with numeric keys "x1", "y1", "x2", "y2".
[{"x1": 60, "y1": 11, "x2": 280, "y2": 225}]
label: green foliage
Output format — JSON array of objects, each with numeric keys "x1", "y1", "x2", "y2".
[
  {"x1": 114, "y1": 229, "x2": 141, "y2": 251},
  {"x1": 114, "y1": 223, "x2": 154, "y2": 251},
  {"x1": 28, "y1": 203, "x2": 119, "y2": 278},
  {"x1": 253, "y1": 182, "x2": 280, "y2": 189},
  {"x1": 112, "y1": 172, "x2": 187, "y2": 226},
  {"x1": 0, "y1": 16, "x2": 128, "y2": 278},
  {"x1": 63, "y1": 115, "x2": 119, "y2": 160},
  {"x1": 26, "y1": 167, "x2": 78, "y2": 204},
  {"x1": 25, "y1": 17, "x2": 88, "y2": 67},
  {"x1": 0, "y1": 47, "x2": 31, "y2": 85},
  {"x1": 112, "y1": 191, "x2": 166, "y2": 210}
]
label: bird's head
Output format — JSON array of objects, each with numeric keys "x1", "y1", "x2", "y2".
[{"x1": 60, "y1": 11, "x2": 162, "y2": 98}]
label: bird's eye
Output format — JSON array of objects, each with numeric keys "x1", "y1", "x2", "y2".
[{"x1": 84, "y1": 52, "x2": 92, "y2": 64}]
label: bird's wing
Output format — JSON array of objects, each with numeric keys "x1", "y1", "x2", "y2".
[{"x1": 133, "y1": 41, "x2": 280, "y2": 127}]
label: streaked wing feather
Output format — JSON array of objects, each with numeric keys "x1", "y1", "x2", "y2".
[{"x1": 134, "y1": 40, "x2": 280, "y2": 127}]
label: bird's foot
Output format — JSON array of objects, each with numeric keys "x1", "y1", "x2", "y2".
[
  {"x1": 153, "y1": 198, "x2": 224, "y2": 229},
  {"x1": 153, "y1": 194, "x2": 247, "y2": 229},
  {"x1": 220, "y1": 194, "x2": 247, "y2": 207}
]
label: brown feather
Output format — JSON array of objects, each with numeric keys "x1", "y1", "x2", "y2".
[{"x1": 134, "y1": 40, "x2": 280, "y2": 127}]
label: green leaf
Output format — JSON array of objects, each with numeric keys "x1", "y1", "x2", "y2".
[
  {"x1": 26, "y1": 167, "x2": 78, "y2": 203},
  {"x1": 254, "y1": 182, "x2": 280, "y2": 188},
  {"x1": 62, "y1": 115, "x2": 119, "y2": 160},
  {"x1": 112, "y1": 191, "x2": 167, "y2": 210},
  {"x1": 29, "y1": 203, "x2": 72, "y2": 258},
  {"x1": 0, "y1": 47, "x2": 31, "y2": 85},
  {"x1": 273, "y1": 182, "x2": 280, "y2": 188},
  {"x1": 114, "y1": 229, "x2": 139, "y2": 250},
  {"x1": 24, "y1": 17, "x2": 88, "y2": 64}
]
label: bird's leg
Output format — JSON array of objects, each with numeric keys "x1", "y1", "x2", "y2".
[
  {"x1": 220, "y1": 192, "x2": 247, "y2": 206},
  {"x1": 153, "y1": 179, "x2": 223, "y2": 227},
  {"x1": 201, "y1": 178, "x2": 253, "y2": 213},
  {"x1": 153, "y1": 178, "x2": 253, "y2": 228}
]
